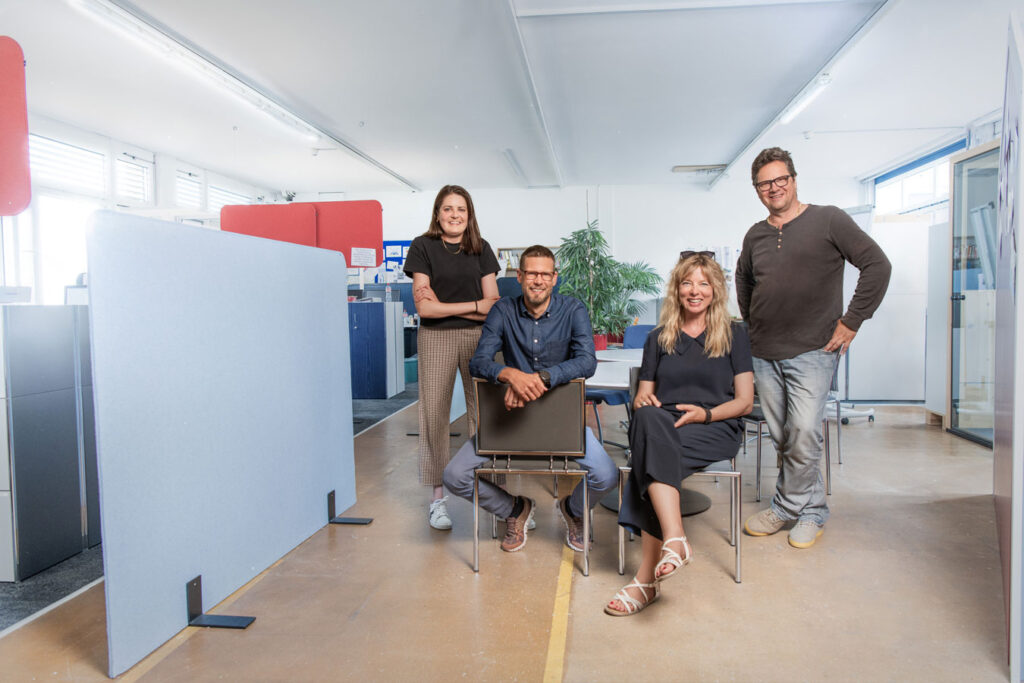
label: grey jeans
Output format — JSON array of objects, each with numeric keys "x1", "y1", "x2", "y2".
[
  {"x1": 752, "y1": 349, "x2": 839, "y2": 526},
  {"x1": 442, "y1": 427, "x2": 618, "y2": 519}
]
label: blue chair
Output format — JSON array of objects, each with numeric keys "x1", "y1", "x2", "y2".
[{"x1": 622, "y1": 324, "x2": 654, "y2": 349}]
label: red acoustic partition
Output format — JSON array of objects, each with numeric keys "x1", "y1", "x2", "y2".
[
  {"x1": 0, "y1": 37, "x2": 30, "y2": 216},
  {"x1": 220, "y1": 204, "x2": 317, "y2": 247},
  {"x1": 221, "y1": 200, "x2": 383, "y2": 268},
  {"x1": 312, "y1": 200, "x2": 383, "y2": 267}
]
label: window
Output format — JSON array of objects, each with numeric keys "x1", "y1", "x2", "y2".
[
  {"x1": 176, "y1": 170, "x2": 202, "y2": 209},
  {"x1": 28, "y1": 135, "x2": 105, "y2": 197},
  {"x1": 207, "y1": 185, "x2": 252, "y2": 214},
  {"x1": 115, "y1": 156, "x2": 153, "y2": 204}
]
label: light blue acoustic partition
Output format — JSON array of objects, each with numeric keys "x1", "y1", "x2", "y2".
[{"x1": 86, "y1": 212, "x2": 354, "y2": 677}]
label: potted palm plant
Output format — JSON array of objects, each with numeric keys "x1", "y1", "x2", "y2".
[{"x1": 556, "y1": 221, "x2": 662, "y2": 349}]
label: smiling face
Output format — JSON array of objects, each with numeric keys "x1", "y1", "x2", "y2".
[
  {"x1": 677, "y1": 265, "x2": 713, "y2": 319},
  {"x1": 754, "y1": 159, "x2": 799, "y2": 216},
  {"x1": 517, "y1": 254, "x2": 557, "y2": 309},
  {"x1": 436, "y1": 193, "x2": 468, "y2": 242}
]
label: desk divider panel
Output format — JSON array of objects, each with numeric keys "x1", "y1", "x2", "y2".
[{"x1": 86, "y1": 213, "x2": 355, "y2": 677}]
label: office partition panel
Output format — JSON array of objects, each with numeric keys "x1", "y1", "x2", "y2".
[{"x1": 87, "y1": 212, "x2": 355, "y2": 677}]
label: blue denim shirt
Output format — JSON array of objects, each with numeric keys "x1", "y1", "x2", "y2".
[{"x1": 470, "y1": 293, "x2": 597, "y2": 387}]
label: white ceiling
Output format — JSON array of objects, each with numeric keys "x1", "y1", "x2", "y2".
[{"x1": 0, "y1": 0, "x2": 1016, "y2": 195}]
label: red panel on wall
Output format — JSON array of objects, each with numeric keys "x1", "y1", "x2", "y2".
[
  {"x1": 313, "y1": 200, "x2": 383, "y2": 267},
  {"x1": 0, "y1": 37, "x2": 30, "y2": 216},
  {"x1": 220, "y1": 204, "x2": 317, "y2": 247}
]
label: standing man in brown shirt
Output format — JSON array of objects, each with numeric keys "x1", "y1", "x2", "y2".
[{"x1": 736, "y1": 147, "x2": 891, "y2": 549}]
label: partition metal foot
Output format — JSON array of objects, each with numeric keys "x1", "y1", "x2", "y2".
[
  {"x1": 187, "y1": 576, "x2": 254, "y2": 629},
  {"x1": 328, "y1": 490, "x2": 373, "y2": 525}
]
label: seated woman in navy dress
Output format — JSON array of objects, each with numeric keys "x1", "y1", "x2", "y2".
[{"x1": 606, "y1": 252, "x2": 754, "y2": 616}]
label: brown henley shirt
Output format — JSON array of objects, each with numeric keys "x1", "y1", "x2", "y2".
[{"x1": 735, "y1": 204, "x2": 892, "y2": 361}]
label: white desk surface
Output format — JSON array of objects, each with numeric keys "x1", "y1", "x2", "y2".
[
  {"x1": 588, "y1": 360, "x2": 634, "y2": 390},
  {"x1": 595, "y1": 348, "x2": 643, "y2": 363}
]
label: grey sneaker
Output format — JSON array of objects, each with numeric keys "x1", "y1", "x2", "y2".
[
  {"x1": 744, "y1": 507, "x2": 786, "y2": 536},
  {"x1": 429, "y1": 496, "x2": 452, "y2": 530},
  {"x1": 556, "y1": 495, "x2": 586, "y2": 552},
  {"x1": 501, "y1": 496, "x2": 535, "y2": 552},
  {"x1": 788, "y1": 519, "x2": 824, "y2": 548}
]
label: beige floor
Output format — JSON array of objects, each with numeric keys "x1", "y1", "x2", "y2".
[{"x1": 0, "y1": 404, "x2": 1008, "y2": 682}]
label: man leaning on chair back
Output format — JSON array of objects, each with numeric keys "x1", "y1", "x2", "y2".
[{"x1": 442, "y1": 245, "x2": 618, "y2": 553}]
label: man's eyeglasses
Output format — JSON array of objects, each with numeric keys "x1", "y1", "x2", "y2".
[
  {"x1": 679, "y1": 250, "x2": 715, "y2": 261},
  {"x1": 754, "y1": 174, "x2": 792, "y2": 193},
  {"x1": 520, "y1": 270, "x2": 556, "y2": 282}
]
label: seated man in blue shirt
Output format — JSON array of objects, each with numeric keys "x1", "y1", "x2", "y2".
[{"x1": 443, "y1": 245, "x2": 618, "y2": 553}]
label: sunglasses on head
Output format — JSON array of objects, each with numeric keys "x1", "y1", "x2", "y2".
[{"x1": 679, "y1": 250, "x2": 716, "y2": 261}]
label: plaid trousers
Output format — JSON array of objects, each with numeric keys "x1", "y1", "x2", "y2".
[{"x1": 416, "y1": 325, "x2": 481, "y2": 486}]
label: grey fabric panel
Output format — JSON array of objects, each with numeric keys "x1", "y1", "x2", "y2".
[
  {"x1": 4, "y1": 306, "x2": 75, "y2": 396},
  {"x1": 474, "y1": 378, "x2": 584, "y2": 456},
  {"x1": 10, "y1": 388, "x2": 82, "y2": 580}
]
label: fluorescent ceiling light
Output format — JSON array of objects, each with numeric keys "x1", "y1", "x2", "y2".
[
  {"x1": 70, "y1": 0, "x2": 322, "y2": 143},
  {"x1": 779, "y1": 73, "x2": 832, "y2": 126},
  {"x1": 671, "y1": 164, "x2": 726, "y2": 175}
]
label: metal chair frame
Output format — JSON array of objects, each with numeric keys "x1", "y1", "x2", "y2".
[
  {"x1": 471, "y1": 378, "x2": 590, "y2": 576},
  {"x1": 616, "y1": 461, "x2": 741, "y2": 583}
]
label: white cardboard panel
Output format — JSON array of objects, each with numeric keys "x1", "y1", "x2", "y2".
[{"x1": 86, "y1": 212, "x2": 355, "y2": 677}]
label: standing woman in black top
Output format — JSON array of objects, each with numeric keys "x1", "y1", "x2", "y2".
[
  {"x1": 403, "y1": 185, "x2": 500, "y2": 530},
  {"x1": 606, "y1": 253, "x2": 754, "y2": 616}
]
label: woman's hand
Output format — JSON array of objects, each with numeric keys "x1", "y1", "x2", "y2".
[
  {"x1": 633, "y1": 390, "x2": 661, "y2": 411},
  {"x1": 672, "y1": 404, "x2": 704, "y2": 428},
  {"x1": 477, "y1": 297, "x2": 496, "y2": 316}
]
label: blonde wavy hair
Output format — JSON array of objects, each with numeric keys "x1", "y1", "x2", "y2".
[{"x1": 657, "y1": 253, "x2": 732, "y2": 358}]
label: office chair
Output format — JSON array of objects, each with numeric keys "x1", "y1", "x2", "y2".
[{"x1": 472, "y1": 377, "x2": 591, "y2": 576}]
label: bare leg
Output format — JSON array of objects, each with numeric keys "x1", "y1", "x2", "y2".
[
  {"x1": 607, "y1": 532, "x2": 662, "y2": 612},
  {"x1": 648, "y1": 482, "x2": 688, "y2": 578},
  {"x1": 432, "y1": 485, "x2": 444, "y2": 502}
]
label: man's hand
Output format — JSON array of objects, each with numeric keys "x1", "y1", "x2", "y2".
[
  {"x1": 672, "y1": 404, "x2": 704, "y2": 428},
  {"x1": 497, "y1": 367, "x2": 547, "y2": 404},
  {"x1": 503, "y1": 385, "x2": 525, "y2": 410},
  {"x1": 823, "y1": 320, "x2": 857, "y2": 354}
]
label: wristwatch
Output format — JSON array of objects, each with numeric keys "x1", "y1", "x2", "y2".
[
  {"x1": 538, "y1": 370, "x2": 552, "y2": 388},
  {"x1": 703, "y1": 407, "x2": 712, "y2": 424}
]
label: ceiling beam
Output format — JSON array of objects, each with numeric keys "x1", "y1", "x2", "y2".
[
  {"x1": 515, "y1": 0, "x2": 863, "y2": 19},
  {"x1": 87, "y1": 0, "x2": 420, "y2": 192},
  {"x1": 708, "y1": 0, "x2": 896, "y2": 190},
  {"x1": 503, "y1": 0, "x2": 565, "y2": 188}
]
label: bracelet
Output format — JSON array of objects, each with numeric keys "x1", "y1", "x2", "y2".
[
  {"x1": 703, "y1": 407, "x2": 712, "y2": 424},
  {"x1": 474, "y1": 300, "x2": 478, "y2": 313}
]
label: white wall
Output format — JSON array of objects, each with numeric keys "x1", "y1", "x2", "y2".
[{"x1": 348, "y1": 170, "x2": 861, "y2": 284}]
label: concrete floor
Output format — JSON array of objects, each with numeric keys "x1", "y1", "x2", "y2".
[{"x1": 0, "y1": 404, "x2": 1008, "y2": 681}]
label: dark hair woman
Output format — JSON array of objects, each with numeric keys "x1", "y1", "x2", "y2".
[
  {"x1": 403, "y1": 185, "x2": 500, "y2": 530},
  {"x1": 606, "y1": 253, "x2": 754, "y2": 616}
]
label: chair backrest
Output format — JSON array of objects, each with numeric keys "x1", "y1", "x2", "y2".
[
  {"x1": 623, "y1": 324, "x2": 654, "y2": 349},
  {"x1": 474, "y1": 378, "x2": 585, "y2": 457}
]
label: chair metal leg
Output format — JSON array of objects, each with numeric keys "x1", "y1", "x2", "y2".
[
  {"x1": 734, "y1": 472, "x2": 742, "y2": 583},
  {"x1": 582, "y1": 477, "x2": 590, "y2": 577},
  {"x1": 590, "y1": 402, "x2": 604, "y2": 444},
  {"x1": 755, "y1": 422, "x2": 763, "y2": 502},
  {"x1": 836, "y1": 398, "x2": 843, "y2": 464},
  {"x1": 618, "y1": 467, "x2": 627, "y2": 575},
  {"x1": 473, "y1": 474, "x2": 480, "y2": 572},
  {"x1": 823, "y1": 418, "x2": 832, "y2": 496},
  {"x1": 553, "y1": 473, "x2": 559, "y2": 498}
]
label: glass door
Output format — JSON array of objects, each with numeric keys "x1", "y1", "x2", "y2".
[{"x1": 949, "y1": 142, "x2": 999, "y2": 446}]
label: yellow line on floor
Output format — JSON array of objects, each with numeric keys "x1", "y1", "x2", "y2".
[
  {"x1": 543, "y1": 544, "x2": 575, "y2": 683},
  {"x1": 119, "y1": 554, "x2": 286, "y2": 681}
]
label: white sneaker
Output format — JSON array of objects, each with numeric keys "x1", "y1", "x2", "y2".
[{"x1": 429, "y1": 496, "x2": 452, "y2": 530}]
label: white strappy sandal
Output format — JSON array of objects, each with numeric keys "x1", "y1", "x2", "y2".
[
  {"x1": 655, "y1": 536, "x2": 692, "y2": 582},
  {"x1": 604, "y1": 577, "x2": 660, "y2": 617}
]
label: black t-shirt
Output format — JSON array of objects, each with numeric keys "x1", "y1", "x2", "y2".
[
  {"x1": 403, "y1": 235, "x2": 500, "y2": 329},
  {"x1": 639, "y1": 321, "x2": 753, "y2": 425}
]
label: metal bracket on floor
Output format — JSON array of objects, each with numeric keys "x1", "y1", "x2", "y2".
[
  {"x1": 328, "y1": 490, "x2": 373, "y2": 525},
  {"x1": 186, "y1": 575, "x2": 254, "y2": 629}
]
